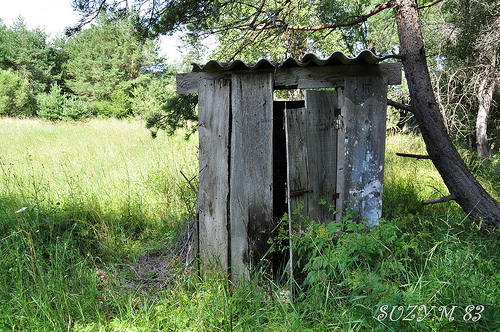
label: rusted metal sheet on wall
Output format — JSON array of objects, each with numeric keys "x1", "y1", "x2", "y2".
[
  {"x1": 342, "y1": 76, "x2": 388, "y2": 226},
  {"x1": 230, "y1": 72, "x2": 274, "y2": 283},
  {"x1": 198, "y1": 78, "x2": 231, "y2": 269},
  {"x1": 285, "y1": 90, "x2": 339, "y2": 225}
]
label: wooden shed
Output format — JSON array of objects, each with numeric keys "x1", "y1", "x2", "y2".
[{"x1": 176, "y1": 51, "x2": 401, "y2": 282}]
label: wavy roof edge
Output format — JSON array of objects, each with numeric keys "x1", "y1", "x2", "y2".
[{"x1": 191, "y1": 50, "x2": 386, "y2": 73}]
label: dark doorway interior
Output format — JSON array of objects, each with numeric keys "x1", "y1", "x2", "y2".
[{"x1": 272, "y1": 100, "x2": 304, "y2": 279}]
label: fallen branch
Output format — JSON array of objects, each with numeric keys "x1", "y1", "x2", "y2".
[
  {"x1": 396, "y1": 153, "x2": 431, "y2": 159},
  {"x1": 422, "y1": 194, "x2": 457, "y2": 205}
]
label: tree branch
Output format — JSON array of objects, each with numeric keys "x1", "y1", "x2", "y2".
[
  {"x1": 387, "y1": 98, "x2": 413, "y2": 113},
  {"x1": 418, "y1": 0, "x2": 445, "y2": 10},
  {"x1": 248, "y1": 0, "x2": 266, "y2": 29},
  {"x1": 379, "y1": 54, "x2": 405, "y2": 60},
  {"x1": 229, "y1": 29, "x2": 266, "y2": 61},
  {"x1": 396, "y1": 153, "x2": 431, "y2": 159},
  {"x1": 422, "y1": 195, "x2": 457, "y2": 205},
  {"x1": 242, "y1": 0, "x2": 396, "y2": 31},
  {"x1": 180, "y1": 170, "x2": 198, "y2": 196}
]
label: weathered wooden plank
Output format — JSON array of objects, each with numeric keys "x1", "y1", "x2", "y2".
[
  {"x1": 275, "y1": 63, "x2": 402, "y2": 89},
  {"x1": 285, "y1": 106, "x2": 309, "y2": 223},
  {"x1": 230, "y1": 72, "x2": 274, "y2": 283},
  {"x1": 305, "y1": 90, "x2": 339, "y2": 222},
  {"x1": 335, "y1": 88, "x2": 345, "y2": 224},
  {"x1": 176, "y1": 72, "x2": 227, "y2": 94},
  {"x1": 285, "y1": 90, "x2": 339, "y2": 225},
  {"x1": 176, "y1": 63, "x2": 402, "y2": 94},
  {"x1": 342, "y1": 76, "x2": 387, "y2": 226},
  {"x1": 176, "y1": 73, "x2": 203, "y2": 95},
  {"x1": 198, "y1": 78, "x2": 231, "y2": 270}
]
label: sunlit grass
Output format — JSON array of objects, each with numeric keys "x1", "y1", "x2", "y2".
[
  {"x1": 385, "y1": 133, "x2": 449, "y2": 198},
  {"x1": 0, "y1": 119, "x2": 499, "y2": 331},
  {"x1": 385, "y1": 132, "x2": 500, "y2": 205},
  {"x1": 0, "y1": 117, "x2": 198, "y2": 263}
]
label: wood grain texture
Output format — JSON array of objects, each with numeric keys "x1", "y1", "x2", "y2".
[
  {"x1": 198, "y1": 78, "x2": 231, "y2": 269},
  {"x1": 229, "y1": 72, "x2": 274, "y2": 283},
  {"x1": 285, "y1": 90, "x2": 339, "y2": 226},
  {"x1": 342, "y1": 76, "x2": 387, "y2": 226},
  {"x1": 275, "y1": 64, "x2": 401, "y2": 89},
  {"x1": 335, "y1": 88, "x2": 346, "y2": 223},
  {"x1": 176, "y1": 64, "x2": 402, "y2": 94}
]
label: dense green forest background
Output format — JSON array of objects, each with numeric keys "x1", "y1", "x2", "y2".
[{"x1": 0, "y1": 13, "x2": 196, "y2": 133}]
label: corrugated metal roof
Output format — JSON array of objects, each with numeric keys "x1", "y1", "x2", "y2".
[{"x1": 192, "y1": 50, "x2": 385, "y2": 73}]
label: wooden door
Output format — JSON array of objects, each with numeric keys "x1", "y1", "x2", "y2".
[
  {"x1": 284, "y1": 89, "x2": 341, "y2": 289},
  {"x1": 285, "y1": 78, "x2": 388, "y2": 228},
  {"x1": 342, "y1": 77, "x2": 387, "y2": 226},
  {"x1": 285, "y1": 90, "x2": 341, "y2": 226}
]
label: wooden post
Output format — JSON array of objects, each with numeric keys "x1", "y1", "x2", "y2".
[
  {"x1": 197, "y1": 78, "x2": 231, "y2": 270},
  {"x1": 230, "y1": 72, "x2": 274, "y2": 283},
  {"x1": 335, "y1": 87, "x2": 345, "y2": 224},
  {"x1": 342, "y1": 76, "x2": 388, "y2": 226}
]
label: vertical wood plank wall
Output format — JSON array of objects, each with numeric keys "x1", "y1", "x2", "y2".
[
  {"x1": 195, "y1": 72, "x2": 390, "y2": 281},
  {"x1": 342, "y1": 76, "x2": 388, "y2": 226},
  {"x1": 198, "y1": 78, "x2": 231, "y2": 269},
  {"x1": 230, "y1": 73, "x2": 274, "y2": 283}
]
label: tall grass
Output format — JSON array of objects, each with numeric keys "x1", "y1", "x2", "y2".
[
  {"x1": 0, "y1": 119, "x2": 499, "y2": 331},
  {"x1": 0, "y1": 117, "x2": 198, "y2": 257},
  {"x1": 0, "y1": 117, "x2": 198, "y2": 330}
]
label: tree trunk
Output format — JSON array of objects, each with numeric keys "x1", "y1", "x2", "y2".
[
  {"x1": 476, "y1": 76, "x2": 496, "y2": 158},
  {"x1": 393, "y1": 0, "x2": 500, "y2": 231}
]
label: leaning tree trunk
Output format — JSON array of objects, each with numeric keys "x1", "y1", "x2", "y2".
[
  {"x1": 476, "y1": 76, "x2": 496, "y2": 158},
  {"x1": 393, "y1": 0, "x2": 500, "y2": 231}
]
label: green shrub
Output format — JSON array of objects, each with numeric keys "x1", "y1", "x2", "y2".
[
  {"x1": 63, "y1": 97, "x2": 92, "y2": 120},
  {"x1": 95, "y1": 90, "x2": 133, "y2": 118},
  {"x1": 0, "y1": 69, "x2": 35, "y2": 116},
  {"x1": 37, "y1": 83, "x2": 92, "y2": 121},
  {"x1": 37, "y1": 83, "x2": 65, "y2": 120}
]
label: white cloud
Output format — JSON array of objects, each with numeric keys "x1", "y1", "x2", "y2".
[
  {"x1": 0, "y1": 0, "x2": 80, "y2": 38},
  {"x1": 0, "y1": 0, "x2": 185, "y2": 62}
]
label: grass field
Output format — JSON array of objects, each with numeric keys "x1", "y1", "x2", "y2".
[{"x1": 0, "y1": 117, "x2": 499, "y2": 331}]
